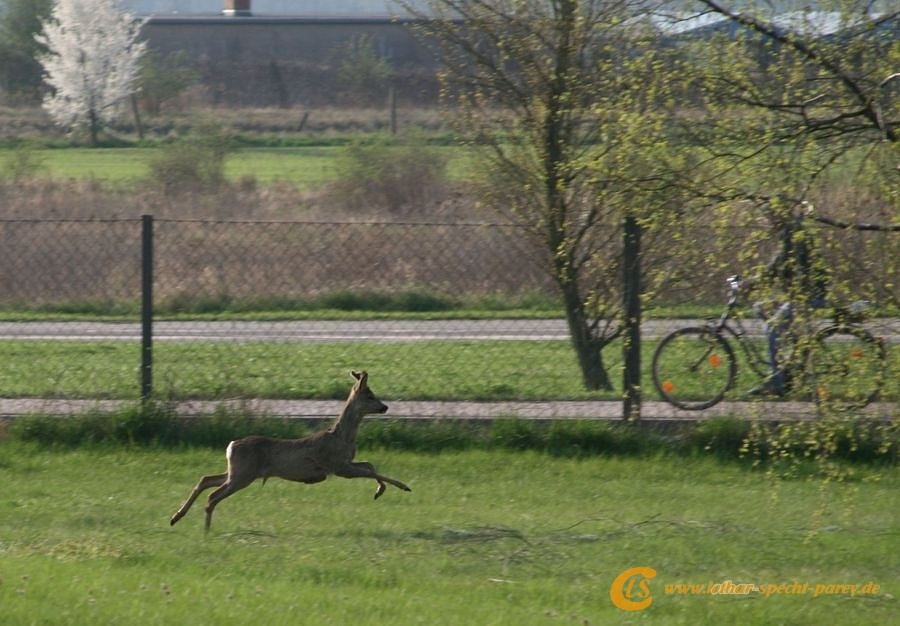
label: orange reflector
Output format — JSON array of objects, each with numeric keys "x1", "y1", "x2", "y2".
[
  {"x1": 662, "y1": 381, "x2": 675, "y2": 393},
  {"x1": 709, "y1": 354, "x2": 721, "y2": 368}
]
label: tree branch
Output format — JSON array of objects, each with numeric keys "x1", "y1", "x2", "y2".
[{"x1": 694, "y1": 0, "x2": 898, "y2": 142}]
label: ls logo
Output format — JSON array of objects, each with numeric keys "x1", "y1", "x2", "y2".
[{"x1": 610, "y1": 567, "x2": 657, "y2": 611}]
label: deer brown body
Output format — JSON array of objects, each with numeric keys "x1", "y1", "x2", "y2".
[{"x1": 170, "y1": 371, "x2": 411, "y2": 531}]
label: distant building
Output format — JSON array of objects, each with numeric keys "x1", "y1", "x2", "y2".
[
  {"x1": 68, "y1": 0, "x2": 900, "y2": 19},
  {"x1": 8, "y1": 1, "x2": 886, "y2": 108},
  {"x1": 139, "y1": 1, "x2": 441, "y2": 107},
  {"x1": 124, "y1": 0, "x2": 424, "y2": 17}
]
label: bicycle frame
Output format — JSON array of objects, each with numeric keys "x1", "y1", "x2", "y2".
[
  {"x1": 703, "y1": 276, "x2": 772, "y2": 380},
  {"x1": 654, "y1": 274, "x2": 885, "y2": 410}
]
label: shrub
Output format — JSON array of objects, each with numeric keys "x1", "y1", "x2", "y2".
[
  {"x1": 358, "y1": 419, "x2": 478, "y2": 453},
  {"x1": 740, "y1": 416, "x2": 898, "y2": 473},
  {"x1": 8, "y1": 403, "x2": 311, "y2": 448},
  {"x1": 148, "y1": 123, "x2": 233, "y2": 194},
  {"x1": 335, "y1": 34, "x2": 393, "y2": 106},
  {"x1": 7, "y1": 409, "x2": 896, "y2": 471},
  {"x1": 10, "y1": 404, "x2": 181, "y2": 447},
  {"x1": 1, "y1": 142, "x2": 45, "y2": 182},
  {"x1": 330, "y1": 132, "x2": 448, "y2": 213},
  {"x1": 690, "y1": 417, "x2": 752, "y2": 460}
]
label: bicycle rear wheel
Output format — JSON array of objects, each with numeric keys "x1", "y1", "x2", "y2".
[
  {"x1": 652, "y1": 327, "x2": 736, "y2": 410},
  {"x1": 805, "y1": 325, "x2": 885, "y2": 411}
]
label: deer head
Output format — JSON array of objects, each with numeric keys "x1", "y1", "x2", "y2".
[{"x1": 349, "y1": 370, "x2": 388, "y2": 415}]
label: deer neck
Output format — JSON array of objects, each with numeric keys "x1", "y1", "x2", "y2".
[{"x1": 329, "y1": 400, "x2": 364, "y2": 443}]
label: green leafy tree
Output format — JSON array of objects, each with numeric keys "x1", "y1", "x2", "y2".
[
  {"x1": 336, "y1": 34, "x2": 393, "y2": 106},
  {"x1": 139, "y1": 50, "x2": 198, "y2": 115},
  {"x1": 678, "y1": 0, "x2": 898, "y2": 306},
  {"x1": 407, "y1": 0, "x2": 688, "y2": 389},
  {"x1": 405, "y1": 0, "x2": 692, "y2": 393},
  {"x1": 0, "y1": 0, "x2": 53, "y2": 102}
]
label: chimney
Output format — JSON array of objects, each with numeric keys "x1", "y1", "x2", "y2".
[{"x1": 223, "y1": 0, "x2": 251, "y2": 16}]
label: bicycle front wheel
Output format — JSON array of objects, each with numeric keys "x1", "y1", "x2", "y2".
[
  {"x1": 806, "y1": 325, "x2": 885, "y2": 411},
  {"x1": 652, "y1": 327, "x2": 736, "y2": 410}
]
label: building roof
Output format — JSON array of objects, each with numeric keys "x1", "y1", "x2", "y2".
[{"x1": 124, "y1": 1, "x2": 423, "y2": 16}]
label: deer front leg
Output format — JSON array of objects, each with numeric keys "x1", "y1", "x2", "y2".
[
  {"x1": 170, "y1": 473, "x2": 227, "y2": 526},
  {"x1": 335, "y1": 461, "x2": 412, "y2": 499}
]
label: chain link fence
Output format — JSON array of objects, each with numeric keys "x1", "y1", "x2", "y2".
[{"x1": 0, "y1": 217, "x2": 895, "y2": 404}]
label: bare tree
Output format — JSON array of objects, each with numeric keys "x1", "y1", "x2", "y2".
[
  {"x1": 693, "y1": 0, "x2": 898, "y2": 144},
  {"x1": 675, "y1": 1, "x2": 898, "y2": 225},
  {"x1": 403, "y1": 0, "x2": 686, "y2": 393},
  {"x1": 36, "y1": 0, "x2": 146, "y2": 146},
  {"x1": 667, "y1": 1, "x2": 898, "y2": 306}
]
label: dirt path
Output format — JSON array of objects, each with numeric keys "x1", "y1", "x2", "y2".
[{"x1": 1, "y1": 398, "x2": 893, "y2": 422}]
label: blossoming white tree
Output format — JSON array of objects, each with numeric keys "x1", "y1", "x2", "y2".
[{"x1": 36, "y1": 0, "x2": 146, "y2": 145}]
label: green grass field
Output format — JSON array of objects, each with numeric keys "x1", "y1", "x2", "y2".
[
  {"x1": 0, "y1": 444, "x2": 895, "y2": 625},
  {"x1": 0, "y1": 338, "x2": 895, "y2": 403},
  {"x1": 0, "y1": 339, "x2": 613, "y2": 400},
  {"x1": 5, "y1": 145, "x2": 473, "y2": 188},
  {"x1": 17, "y1": 146, "x2": 339, "y2": 188}
]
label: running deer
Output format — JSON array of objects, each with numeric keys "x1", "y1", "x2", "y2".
[{"x1": 170, "y1": 370, "x2": 411, "y2": 531}]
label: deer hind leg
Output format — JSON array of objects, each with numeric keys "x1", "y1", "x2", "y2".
[
  {"x1": 203, "y1": 473, "x2": 255, "y2": 532},
  {"x1": 170, "y1": 473, "x2": 227, "y2": 526},
  {"x1": 336, "y1": 461, "x2": 412, "y2": 500}
]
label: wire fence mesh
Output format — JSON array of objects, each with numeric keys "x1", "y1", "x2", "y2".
[{"x1": 0, "y1": 217, "x2": 895, "y2": 404}]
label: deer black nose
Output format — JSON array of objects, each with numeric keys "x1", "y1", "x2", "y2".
[{"x1": 378, "y1": 404, "x2": 388, "y2": 413}]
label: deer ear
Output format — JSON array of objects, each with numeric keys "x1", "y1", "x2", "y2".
[
  {"x1": 350, "y1": 370, "x2": 368, "y2": 384},
  {"x1": 350, "y1": 370, "x2": 361, "y2": 381}
]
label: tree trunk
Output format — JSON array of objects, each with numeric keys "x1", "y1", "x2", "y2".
[
  {"x1": 131, "y1": 94, "x2": 145, "y2": 140},
  {"x1": 560, "y1": 280, "x2": 613, "y2": 391},
  {"x1": 543, "y1": 2, "x2": 612, "y2": 391},
  {"x1": 88, "y1": 108, "x2": 100, "y2": 147}
]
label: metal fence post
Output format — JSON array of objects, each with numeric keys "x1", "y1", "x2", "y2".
[
  {"x1": 141, "y1": 214, "x2": 153, "y2": 402},
  {"x1": 623, "y1": 214, "x2": 642, "y2": 420}
]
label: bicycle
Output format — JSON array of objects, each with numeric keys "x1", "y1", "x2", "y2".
[{"x1": 651, "y1": 275, "x2": 886, "y2": 411}]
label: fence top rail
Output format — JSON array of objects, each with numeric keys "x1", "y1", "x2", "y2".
[
  {"x1": 156, "y1": 218, "x2": 530, "y2": 227},
  {"x1": 0, "y1": 217, "x2": 531, "y2": 228},
  {"x1": 0, "y1": 218, "x2": 144, "y2": 224}
]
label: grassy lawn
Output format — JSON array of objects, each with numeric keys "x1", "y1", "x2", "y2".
[
  {"x1": 21, "y1": 146, "x2": 337, "y2": 188},
  {"x1": 0, "y1": 340, "x2": 614, "y2": 401},
  {"x1": 9, "y1": 145, "x2": 473, "y2": 189},
  {"x1": 0, "y1": 338, "x2": 895, "y2": 402},
  {"x1": 0, "y1": 444, "x2": 895, "y2": 625}
]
